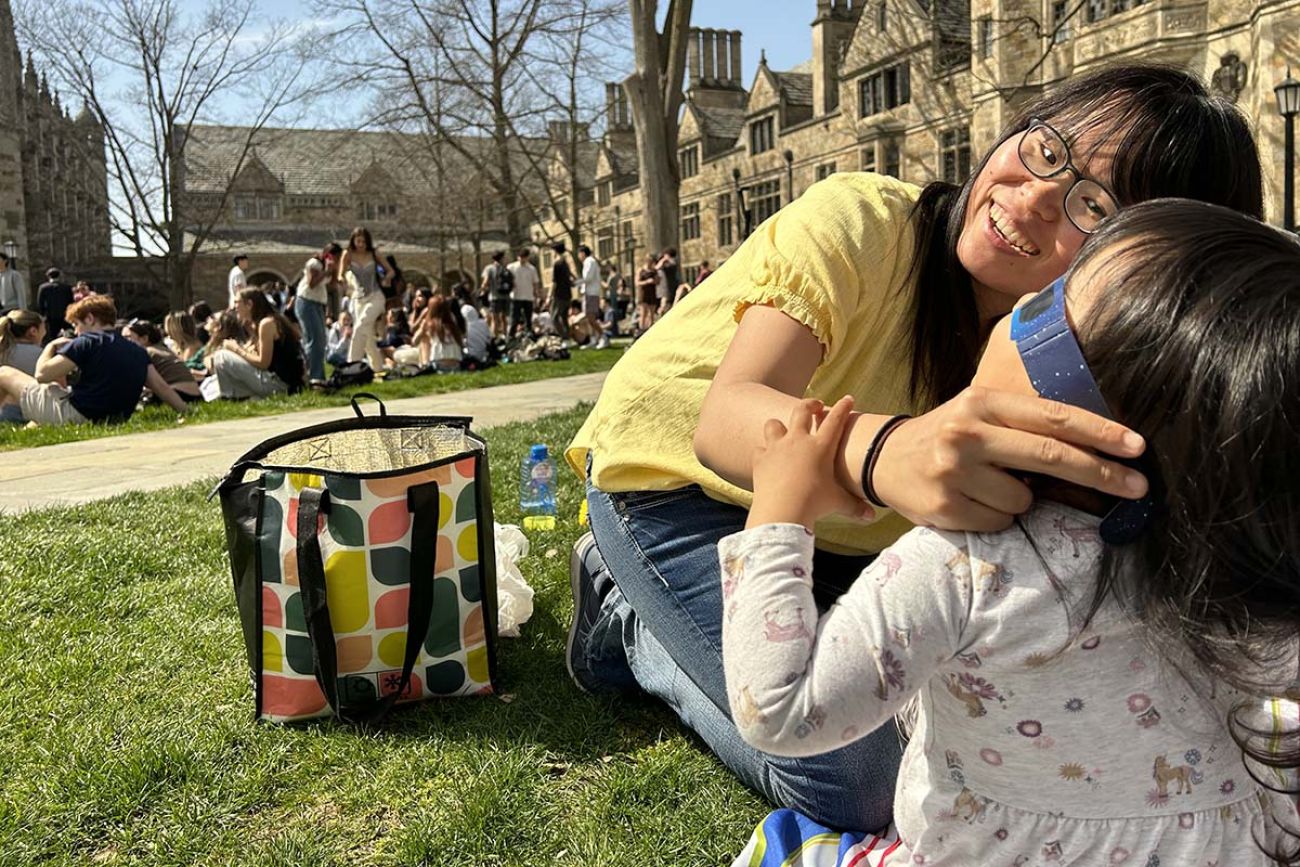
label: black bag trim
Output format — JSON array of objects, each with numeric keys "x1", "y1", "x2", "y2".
[
  {"x1": 254, "y1": 477, "x2": 267, "y2": 721},
  {"x1": 295, "y1": 482, "x2": 439, "y2": 724}
]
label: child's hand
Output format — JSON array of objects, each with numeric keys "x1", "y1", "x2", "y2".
[{"x1": 747, "y1": 396, "x2": 875, "y2": 532}]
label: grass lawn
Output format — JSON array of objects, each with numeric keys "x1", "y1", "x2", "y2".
[
  {"x1": 0, "y1": 348, "x2": 622, "y2": 453},
  {"x1": 0, "y1": 404, "x2": 768, "y2": 866}
]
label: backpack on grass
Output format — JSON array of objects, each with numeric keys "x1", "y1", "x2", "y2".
[{"x1": 324, "y1": 360, "x2": 374, "y2": 391}]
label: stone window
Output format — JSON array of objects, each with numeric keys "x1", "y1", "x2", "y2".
[
  {"x1": 883, "y1": 140, "x2": 902, "y2": 179},
  {"x1": 979, "y1": 17, "x2": 993, "y2": 57},
  {"x1": 717, "y1": 194, "x2": 733, "y2": 247},
  {"x1": 597, "y1": 227, "x2": 615, "y2": 260},
  {"x1": 749, "y1": 179, "x2": 782, "y2": 228},
  {"x1": 859, "y1": 62, "x2": 910, "y2": 118},
  {"x1": 680, "y1": 145, "x2": 700, "y2": 179},
  {"x1": 234, "y1": 195, "x2": 281, "y2": 222},
  {"x1": 359, "y1": 200, "x2": 398, "y2": 221},
  {"x1": 750, "y1": 117, "x2": 775, "y2": 155},
  {"x1": 681, "y1": 201, "x2": 701, "y2": 240},
  {"x1": 861, "y1": 146, "x2": 876, "y2": 172},
  {"x1": 1052, "y1": 0, "x2": 1072, "y2": 40},
  {"x1": 876, "y1": 0, "x2": 887, "y2": 30},
  {"x1": 598, "y1": 182, "x2": 611, "y2": 207},
  {"x1": 941, "y1": 127, "x2": 972, "y2": 183},
  {"x1": 815, "y1": 162, "x2": 838, "y2": 181}
]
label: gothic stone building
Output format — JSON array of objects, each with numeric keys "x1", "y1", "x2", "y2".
[
  {"x1": 0, "y1": 1, "x2": 110, "y2": 290},
  {"x1": 534, "y1": 0, "x2": 1300, "y2": 285},
  {"x1": 178, "y1": 125, "x2": 552, "y2": 310}
]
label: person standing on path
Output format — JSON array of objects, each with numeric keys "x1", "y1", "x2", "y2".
[
  {"x1": 481, "y1": 251, "x2": 512, "y2": 338},
  {"x1": 36, "y1": 268, "x2": 73, "y2": 342},
  {"x1": 635, "y1": 254, "x2": 658, "y2": 335},
  {"x1": 562, "y1": 66, "x2": 1266, "y2": 832},
  {"x1": 296, "y1": 243, "x2": 341, "y2": 385},
  {"x1": 227, "y1": 255, "x2": 248, "y2": 309},
  {"x1": 507, "y1": 248, "x2": 540, "y2": 338},
  {"x1": 338, "y1": 227, "x2": 390, "y2": 371},
  {"x1": 655, "y1": 247, "x2": 679, "y2": 317},
  {"x1": 0, "y1": 252, "x2": 28, "y2": 312},
  {"x1": 578, "y1": 245, "x2": 602, "y2": 322},
  {"x1": 550, "y1": 242, "x2": 574, "y2": 339}
]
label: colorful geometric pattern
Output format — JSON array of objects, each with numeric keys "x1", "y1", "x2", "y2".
[{"x1": 254, "y1": 456, "x2": 491, "y2": 722}]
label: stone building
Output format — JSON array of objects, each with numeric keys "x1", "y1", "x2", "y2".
[
  {"x1": 533, "y1": 0, "x2": 1300, "y2": 286},
  {"x1": 0, "y1": 0, "x2": 110, "y2": 292},
  {"x1": 177, "y1": 125, "x2": 552, "y2": 310}
]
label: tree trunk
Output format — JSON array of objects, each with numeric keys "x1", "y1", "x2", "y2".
[{"x1": 626, "y1": 0, "x2": 691, "y2": 255}]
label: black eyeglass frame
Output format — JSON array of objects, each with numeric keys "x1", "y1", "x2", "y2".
[{"x1": 1018, "y1": 118, "x2": 1119, "y2": 235}]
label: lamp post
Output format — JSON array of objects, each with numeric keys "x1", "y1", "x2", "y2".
[
  {"x1": 1274, "y1": 67, "x2": 1300, "y2": 231},
  {"x1": 783, "y1": 149, "x2": 795, "y2": 205}
]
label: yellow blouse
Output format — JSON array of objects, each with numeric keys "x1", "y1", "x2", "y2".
[{"x1": 567, "y1": 172, "x2": 927, "y2": 554}]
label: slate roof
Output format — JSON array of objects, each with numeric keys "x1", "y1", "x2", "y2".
[
  {"x1": 603, "y1": 137, "x2": 639, "y2": 178},
  {"x1": 181, "y1": 125, "x2": 548, "y2": 196},
  {"x1": 776, "y1": 72, "x2": 814, "y2": 106},
  {"x1": 694, "y1": 105, "x2": 746, "y2": 142}
]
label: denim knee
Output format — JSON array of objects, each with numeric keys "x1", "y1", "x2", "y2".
[{"x1": 757, "y1": 741, "x2": 899, "y2": 831}]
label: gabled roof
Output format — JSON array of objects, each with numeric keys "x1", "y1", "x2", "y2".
[
  {"x1": 694, "y1": 105, "x2": 746, "y2": 143},
  {"x1": 181, "y1": 125, "x2": 549, "y2": 197},
  {"x1": 775, "y1": 72, "x2": 814, "y2": 106}
]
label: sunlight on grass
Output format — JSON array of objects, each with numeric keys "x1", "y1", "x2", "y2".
[{"x1": 0, "y1": 404, "x2": 767, "y2": 866}]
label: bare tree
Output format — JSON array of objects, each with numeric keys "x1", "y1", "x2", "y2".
[
  {"x1": 624, "y1": 0, "x2": 691, "y2": 255},
  {"x1": 18, "y1": 0, "x2": 311, "y2": 307}
]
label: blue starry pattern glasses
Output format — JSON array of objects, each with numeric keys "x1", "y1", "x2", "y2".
[
  {"x1": 1019, "y1": 119, "x2": 1120, "y2": 235},
  {"x1": 1010, "y1": 276, "x2": 1154, "y2": 544}
]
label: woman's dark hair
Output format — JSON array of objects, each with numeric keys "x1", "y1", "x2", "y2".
[
  {"x1": 1067, "y1": 199, "x2": 1300, "y2": 862},
  {"x1": 321, "y1": 242, "x2": 343, "y2": 261},
  {"x1": 425, "y1": 295, "x2": 464, "y2": 345},
  {"x1": 905, "y1": 63, "x2": 1265, "y2": 408},
  {"x1": 205, "y1": 309, "x2": 246, "y2": 354},
  {"x1": 349, "y1": 226, "x2": 375, "y2": 253},
  {"x1": 235, "y1": 287, "x2": 298, "y2": 343},
  {"x1": 125, "y1": 318, "x2": 164, "y2": 346},
  {"x1": 189, "y1": 300, "x2": 212, "y2": 324}
]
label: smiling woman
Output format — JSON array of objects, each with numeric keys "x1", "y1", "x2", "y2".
[{"x1": 563, "y1": 63, "x2": 1266, "y2": 831}]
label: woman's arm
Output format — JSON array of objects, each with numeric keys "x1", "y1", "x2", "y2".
[
  {"x1": 696, "y1": 306, "x2": 1148, "y2": 533},
  {"x1": 337, "y1": 250, "x2": 351, "y2": 282},
  {"x1": 238, "y1": 318, "x2": 276, "y2": 370}
]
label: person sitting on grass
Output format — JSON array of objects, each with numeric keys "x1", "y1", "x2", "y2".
[
  {"x1": 122, "y1": 319, "x2": 203, "y2": 403},
  {"x1": 326, "y1": 311, "x2": 352, "y2": 368},
  {"x1": 0, "y1": 295, "x2": 187, "y2": 426},
  {"x1": 0, "y1": 309, "x2": 45, "y2": 422},
  {"x1": 566, "y1": 299, "x2": 598, "y2": 347},
  {"x1": 163, "y1": 310, "x2": 206, "y2": 372},
  {"x1": 205, "y1": 288, "x2": 304, "y2": 400},
  {"x1": 378, "y1": 307, "x2": 412, "y2": 354},
  {"x1": 460, "y1": 303, "x2": 491, "y2": 366},
  {"x1": 725, "y1": 201, "x2": 1300, "y2": 866},
  {"x1": 414, "y1": 295, "x2": 464, "y2": 371}
]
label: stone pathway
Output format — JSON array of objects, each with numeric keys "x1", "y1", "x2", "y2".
[{"x1": 0, "y1": 372, "x2": 606, "y2": 512}]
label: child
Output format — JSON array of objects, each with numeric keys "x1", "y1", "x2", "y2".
[{"x1": 723, "y1": 200, "x2": 1300, "y2": 866}]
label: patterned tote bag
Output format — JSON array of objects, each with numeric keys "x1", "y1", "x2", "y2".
[{"x1": 215, "y1": 394, "x2": 498, "y2": 723}]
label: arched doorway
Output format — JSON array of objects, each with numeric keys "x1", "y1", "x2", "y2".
[
  {"x1": 246, "y1": 269, "x2": 289, "y2": 287},
  {"x1": 403, "y1": 268, "x2": 433, "y2": 289}
]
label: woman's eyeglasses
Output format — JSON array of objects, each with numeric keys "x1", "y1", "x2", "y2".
[{"x1": 1018, "y1": 119, "x2": 1119, "y2": 235}]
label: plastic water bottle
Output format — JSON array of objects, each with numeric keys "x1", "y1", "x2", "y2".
[{"x1": 520, "y1": 444, "x2": 558, "y2": 531}]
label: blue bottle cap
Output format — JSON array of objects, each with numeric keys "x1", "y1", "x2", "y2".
[{"x1": 530, "y1": 444, "x2": 549, "y2": 461}]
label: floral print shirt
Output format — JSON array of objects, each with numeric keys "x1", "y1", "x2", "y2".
[{"x1": 719, "y1": 502, "x2": 1291, "y2": 866}]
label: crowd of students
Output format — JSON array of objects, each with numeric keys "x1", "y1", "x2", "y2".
[{"x1": 0, "y1": 223, "x2": 694, "y2": 429}]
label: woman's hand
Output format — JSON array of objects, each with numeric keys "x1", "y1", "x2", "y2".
[
  {"x1": 748, "y1": 396, "x2": 874, "y2": 531},
  {"x1": 221, "y1": 339, "x2": 242, "y2": 354},
  {"x1": 872, "y1": 386, "x2": 1148, "y2": 532}
]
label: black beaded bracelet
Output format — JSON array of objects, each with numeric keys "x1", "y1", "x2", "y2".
[{"x1": 860, "y1": 414, "x2": 912, "y2": 509}]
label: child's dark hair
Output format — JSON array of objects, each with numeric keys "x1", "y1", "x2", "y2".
[
  {"x1": 1070, "y1": 199, "x2": 1300, "y2": 862},
  {"x1": 905, "y1": 63, "x2": 1264, "y2": 408}
]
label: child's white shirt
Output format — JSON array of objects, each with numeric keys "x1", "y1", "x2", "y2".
[{"x1": 719, "y1": 502, "x2": 1292, "y2": 866}]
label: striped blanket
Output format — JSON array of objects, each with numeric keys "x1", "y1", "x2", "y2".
[{"x1": 731, "y1": 810, "x2": 902, "y2": 867}]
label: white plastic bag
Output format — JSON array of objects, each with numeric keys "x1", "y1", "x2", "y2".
[{"x1": 493, "y1": 523, "x2": 535, "y2": 637}]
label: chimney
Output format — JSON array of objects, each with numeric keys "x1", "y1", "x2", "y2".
[
  {"x1": 701, "y1": 29, "x2": 716, "y2": 82},
  {"x1": 729, "y1": 31, "x2": 743, "y2": 84},
  {"x1": 606, "y1": 82, "x2": 617, "y2": 127},
  {"x1": 688, "y1": 28, "x2": 701, "y2": 85}
]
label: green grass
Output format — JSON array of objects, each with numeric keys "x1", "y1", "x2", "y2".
[
  {"x1": 0, "y1": 348, "x2": 622, "y2": 453},
  {"x1": 0, "y1": 405, "x2": 768, "y2": 866}
]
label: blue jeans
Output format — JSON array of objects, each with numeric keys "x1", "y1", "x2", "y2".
[
  {"x1": 295, "y1": 296, "x2": 327, "y2": 382},
  {"x1": 581, "y1": 480, "x2": 902, "y2": 830}
]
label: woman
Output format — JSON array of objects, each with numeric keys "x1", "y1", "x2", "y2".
[
  {"x1": 0, "y1": 309, "x2": 44, "y2": 421},
  {"x1": 163, "y1": 311, "x2": 206, "y2": 371},
  {"x1": 206, "y1": 288, "x2": 304, "y2": 399},
  {"x1": 415, "y1": 295, "x2": 464, "y2": 371},
  {"x1": 564, "y1": 65, "x2": 1265, "y2": 831},
  {"x1": 122, "y1": 319, "x2": 203, "y2": 402},
  {"x1": 296, "y1": 242, "x2": 342, "y2": 386},
  {"x1": 634, "y1": 254, "x2": 658, "y2": 334},
  {"x1": 338, "y1": 227, "x2": 390, "y2": 372}
]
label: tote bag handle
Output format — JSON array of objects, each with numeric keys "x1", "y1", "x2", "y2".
[{"x1": 295, "y1": 481, "x2": 439, "y2": 724}]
